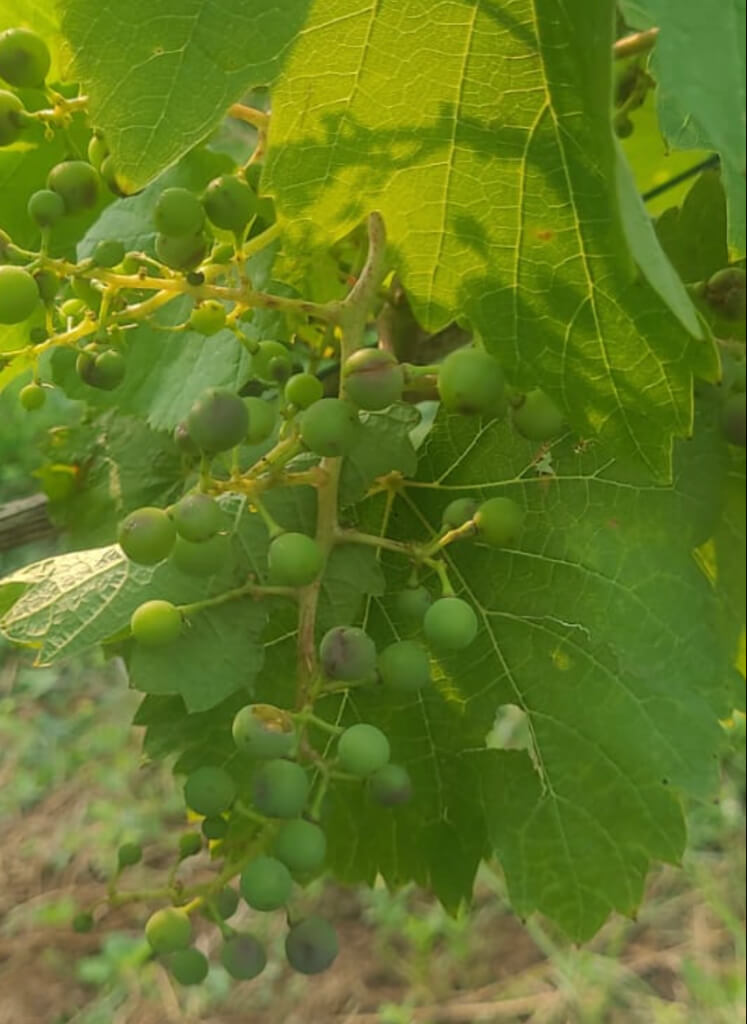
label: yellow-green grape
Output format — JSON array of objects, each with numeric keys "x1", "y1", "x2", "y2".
[
  {"x1": 245, "y1": 397, "x2": 276, "y2": 443},
  {"x1": 47, "y1": 161, "x2": 100, "y2": 214},
  {"x1": 221, "y1": 934, "x2": 267, "y2": 980},
  {"x1": 27, "y1": 189, "x2": 65, "y2": 229},
  {"x1": 117, "y1": 842, "x2": 142, "y2": 868},
  {"x1": 232, "y1": 704, "x2": 296, "y2": 759},
  {"x1": 60, "y1": 298, "x2": 86, "y2": 319},
  {"x1": 370, "y1": 763, "x2": 413, "y2": 806},
  {"x1": 202, "y1": 174, "x2": 256, "y2": 232},
  {"x1": 168, "y1": 948, "x2": 209, "y2": 986},
  {"x1": 437, "y1": 347, "x2": 506, "y2": 416},
  {"x1": 511, "y1": 389, "x2": 565, "y2": 441},
  {"x1": 155, "y1": 232, "x2": 208, "y2": 271},
  {"x1": 320, "y1": 625, "x2": 377, "y2": 680},
  {"x1": 342, "y1": 347, "x2": 404, "y2": 410},
  {"x1": 186, "y1": 387, "x2": 249, "y2": 452},
  {"x1": 154, "y1": 187, "x2": 205, "y2": 237},
  {"x1": 118, "y1": 506, "x2": 176, "y2": 564},
  {"x1": 19, "y1": 382, "x2": 45, "y2": 411},
  {"x1": 189, "y1": 300, "x2": 226, "y2": 336},
  {"x1": 91, "y1": 238, "x2": 125, "y2": 268},
  {"x1": 100, "y1": 155, "x2": 127, "y2": 197},
  {"x1": 200, "y1": 885, "x2": 238, "y2": 918},
  {"x1": 33, "y1": 270, "x2": 59, "y2": 303},
  {"x1": 267, "y1": 532, "x2": 324, "y2": 586},
  {"x1": 424, "y1": 597, "x2": 478, "y2": 651},
  {"x1": 71, "y1": 276, "x2": 101, "y2": 311},
  {"x1": 337, "y1": 723, "x2": 390, "y2": 777},
  {"x1": 240, "y1": 855, "x2": 293, "y2": 910},
  {"x1": 251, "y1": 759, "x2": 309, "y2": 818},
  {"x1": 87, "y1": 350, "x2": 126, "y2": 391},
  {"x1": 0, "y1": 27, "x2": 50, "y2": 87},
  {"x1": 285, "y1": 916, "x2": 339, "y2": 975},
  {"x1": 474, "y1": 497, "x2": 525, "y2": 547},
  {"x1": 300, "y1": 398, "x2": 359, "y2": 456},
  {"x1": 0, "y1": 266, "x2": 40, "y2": 324},
  {"x1": 178, "y1": 832, "x2": 202, "y2": 859},
  {"x1": 273, "y1": 819, "x2": 327, "y2": 873},
  {"x1": 130, "y1": 600, "x2": 182, "y2": 647},
  {"x1": 170, "y1": 493, "x2": 222, "y2": 543},
  {"x1": 144, "y1": 907, "x2": 191, "y2": 954},
  {"x1": 441, "y1": 497, "x2": 478, "y2": 529},
  {"x1": 87, "y1": 134, "x2": 109, "y2": 171},
  {"x1": 377, "y1": 640, "x2": 431, "y2": 691},
  {"x1": 284, "y1": 372, "x2": 323, "y2": 409},
  {"x1": 184, "y1": 765, "x2": 236, "y2": 816}
]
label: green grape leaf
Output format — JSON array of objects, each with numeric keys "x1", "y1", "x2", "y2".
[
  {"x1": 264, "y1": 0, "x2": 710, "y2": 479},
  {"x1": 655, "y1": 171, "x2": 730, "y2": 286},
  {"x1": 129, "y1": 596, "x2": 269, "y2": 712},
  {"x1": 619, "y1": 0, "x2": 746, "y2": 253},
  {"x1": 339, "y1": 404, "x2": 420, "y2": 506},
  {"x1": 320, "y1": 399, "x2": 733, "y2": 939},
  {"x1": 60, "y1": 0, "x2": 314, "y2": 190}
]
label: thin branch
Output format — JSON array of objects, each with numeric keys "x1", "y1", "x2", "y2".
[{"x1": 613, "y1": 27, "x2": 659, "y2": 60}]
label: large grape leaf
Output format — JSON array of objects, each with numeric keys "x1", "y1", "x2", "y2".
[
  {"x1": 620, "y1": 0, "x2": 746, "y2": 253},
  {"x1": 262, "y1": 0, "x2": 713, "y2": 479},
  {"x1": 59, "y1": 0, "x2": 314, "y2": 190},
  {"x1": 320, "y1": 398, "x2": 735, "y2": 939}
]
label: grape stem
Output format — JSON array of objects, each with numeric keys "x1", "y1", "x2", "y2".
[
  {"x1": 179, "y1": 579, "x2": 296, "y2": 617},
  {"x1": 227, "y1": 103, "x2": 269, "y2": 130}
]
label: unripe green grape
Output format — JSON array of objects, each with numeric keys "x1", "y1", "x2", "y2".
[
  {"x1": 170, "y1": 493, "x2": 222, "y2": 543},
  {"x1": 377, "y1": 640, "x2": 431, "y2": 692},
  {"x1": 178, "y1": 832, "x2": 202, "y2": 859},
  {"x1": 240, "y1": 855, "x2": 293, "y2": 910},
  {"x1": 186, "y1": 387, "x2": 249, "y2": 452},
  {"x1": 342, "y1": 347, "x2": 404, "y2": 410},
  {"x1": 0, "y1": 89, "x2": 26, "y2": 146},
  {"x1": 168, "y1": 947, "x2": 208, "y2": 986},
  {"x1": 72, "y1": 911, "x2": 94, "y2": 933},
  {"x1": 19, "y1": 382, "x2": 45, "y2": 411},
  {"x1": 0, "y1": 27, "x2": 50, "y2": 87},
  {"x1": 232, "y1": 703, "x2": 296, "y2": 759},
  {"x1": 252, "y1": 340, "x2": 292, "y2": 382},
  {"x1": 614, "y1": 114, "x2": 634, "y2": 138},
  {"x1": 154, "y1": 187, "x2": 205, "y2": 237},
  {"x1": 155, "y1": 232, "x2": 208, "y2": 271},
  {"x1": 184, "y1": 765, "x2": 236, "y2": 817},
  {"x1": 437, "y1": 347, "x2": 506, "y2": 416},
  {"x1": 0, "y1": 265, "x2": 39, "y2": 324},
  {"x1": 29, "y1": 325, "x2": 48, "y2": 344},
  {"x1": 27, "y1": 189, "x2": 65, "y2": 229},
  {"x1": 370, "y1": 763, "x2": 413, "y2": 806},
  {"x1": 117, "y1": 842, "x2": 142, "y2": 869},
  {"x1": 320, "y1": 625, "x2": 376, "y2": 681},
  {"x1": 441, "y1": 497, "x2": 478, "y2": 529},
  {"x1": 285, "y1": 916, "x2": 339, "y2": 975},
  {"x1": 145, "y1": 907, "x2": 191, "y2": 953},
  {"x1": 33, "y1": 269, "x2": 59, "y2": 303},
  {"x1": 60, "y1": 297, "x2": 86, "y2": 319},
  {"x1": 474, "y1": 497, "x2": 525, "y2": 547},
  {"x1": 394, "y1": 585, "x2": 432, "y2": 622},
  {"x1": 130, "y1": 600, "x2": 182, "y2": 647},
  {"x1": 511, "y1": 389, "x2": 565, "y2": 441},
  {"x1": 118, "y1": 506, "x2": 176, "y2": 564},
  {"x1": 273, "y1": 819, "x2": 327, "y2": 874},
  {"x1": 100, "y1": 155, "x2": 127, "y2": 197},
  {"x1": 174, "y1": 422, "x2": 199, "y2": 455},
  {"x1": 47, "y1": 161, "x2": 100, "y2": 213},
  {"x1": 251, "y1": 759, "x2": 310, "y2": 818},
  {"x1": 91, "y1": 238, "x2": 125, "y2": 268},
  {"x1": 722, "y1": 391, "x2": 746, "y2": 447},
  {"x1": 171, "y1": 532, "x2": 230, "y2": 577},
  {"x1": 267, "y1": 532, "x2": 324, "y2": 586},
  {"x1": 88, "y1": 349, "x2": 126, "y2": 390},
  {"x1": 87, "y1": 134, "x2": 109, "y2": 170},
  {"x1": 202, "y1": 174, "x2": 256, "y2": 232},
  {"x1": 202, "y1": 886, "x2": 238, "y2": 919},
  {"x1": 337, "y1": 723, "x2": 390, "y2": 776},
  {"x1": 284, "y1": 372, "x2": 323, "y2": 409},
  {"x1": 189, "y1": 300, "x2": 226, "y2": 335},
  {"x1": 300, "y1": 398, "x2": 359, "y2": 456},
  {"x1": 210, "y1": 241, "x2": 234, "y2": 264},
  {"x1": 706, "y1": 267, "x2": 746, "y2": 321},
  {"x1": 201, "y1": 816, "x2": 228, "y2": 841},
  {"x1": 245, "y1": 396, "x2": 276, "y2": 443},
  {"x1": 424, "y1": 597, "x2": 478, "y2": 651},
  {"x1": 71, "y1": 276, "x2": 101, "y2": 310},
  {"x1": 221, "y1": 933, "x2": 267, "y2": 980}
]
